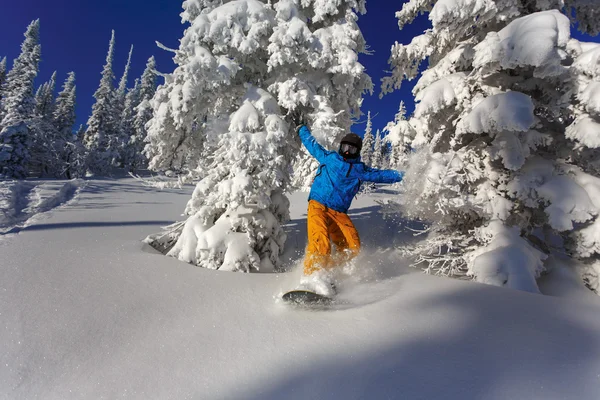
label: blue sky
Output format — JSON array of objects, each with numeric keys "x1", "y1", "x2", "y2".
[{"x1": 0, "y1": 1, "x2": 597, "y2": 136}]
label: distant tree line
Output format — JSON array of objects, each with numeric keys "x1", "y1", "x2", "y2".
[{"x1": 0, "y1": 20, "x2": 157, "y2": 179}]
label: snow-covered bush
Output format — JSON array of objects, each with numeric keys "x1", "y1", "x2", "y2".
[
  {"x1": 385, "y1": 2, "x2": 600, "y2": 293},
  {"x1": 145, "y1": 0, "x2": 370, "y2": 272}
]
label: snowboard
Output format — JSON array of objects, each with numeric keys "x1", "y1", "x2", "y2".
[{"x1": 281, "y1": 290, "x2": 334, "y2": 306}]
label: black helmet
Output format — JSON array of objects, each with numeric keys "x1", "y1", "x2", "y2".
[{"x1": 339, "y1": 133, "x2": 362, "y2": 159}]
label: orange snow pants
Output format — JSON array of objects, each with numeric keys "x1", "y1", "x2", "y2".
[{"x1": 304, "y1": 200, "x2": 361, "y2": 275}]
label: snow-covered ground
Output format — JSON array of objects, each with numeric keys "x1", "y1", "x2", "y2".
[{"x1": 1, "y1": 177, "x2": 600, "y2": 399}]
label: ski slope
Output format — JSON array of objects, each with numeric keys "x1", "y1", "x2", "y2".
[{"x1": 1, "y1": 177, "x2": 599, "y2": 399}]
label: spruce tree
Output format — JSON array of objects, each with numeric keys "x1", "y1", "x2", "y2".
[
  {"x1": 384, "y1": 101, "x2": 412, "y2": 169},
  {"x1": 385, "y1": 1, "x2": 600, "y2": 293},
  {"x1": 128, "y1": 56, "x2": 157, "y2": 172},
  {"x1": 34, "y1": 71, "x2": 56, "y2": 117},
  {"x1": 118, "y1": 79, "x2": 141, "y2": 170},
  {"x1": 0, "y1": 57, "x2": 7, "y2": 101},
  {"x1": 31, "y1": 71, "x2": 58, "y2": 176},
  {"x1": 53, "y1": 72, "x2": 83, "y2": 178},
  {"x1": 109, "y1": 44, "x2": 134, "y2": 167},
  {"x1": 372, "y1": 129, "x2": 383, "y2": 169},
  {"x1": 145, "y1": 0, "x2": 371, "y2": 272},
  {"x1": 0, "y1": 20, "x2": 41, "y2": 178},
  {"x1": 84, "y1": 31, "x2": 117, "y2": 175},
  {"x1": 360, "y1": 111, "x2": 375, "y2": 167}
]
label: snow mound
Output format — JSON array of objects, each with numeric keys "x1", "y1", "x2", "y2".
[
  {"x1": 473, "y1": 10, "x2": 570, "y2": 77},
  {"x1": 0, "y1": 179, "x2": 85, "y2": 234},
  {"x1": 458, "y1": 91, "x2": 535, "y2": 135},
  {"x1": 469, "y1": 222, "x2": 546, "y2": 293}
]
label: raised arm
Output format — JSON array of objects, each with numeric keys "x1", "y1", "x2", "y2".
[
  {"x1": 297, "y1": 125, "x2": 328, "y2": 163},
  {"x1": 361, "y1": 167, "x2": 404, "y2": 184}
]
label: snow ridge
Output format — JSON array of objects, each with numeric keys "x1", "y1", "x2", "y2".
[{"x1": 0, "y1": 179, "x2": 85, "y2": 235}]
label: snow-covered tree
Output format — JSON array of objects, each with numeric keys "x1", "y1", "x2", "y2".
[
  {"x1": 52, "y1": 72, "x2": 84, "y2": 178},
  {"x1": 108, "y1": 45, "x2": 134, "y2": 167},
  {"x1": 127, "y1": 56, "x2": 156, "y2": 172},
  {"x1": 385, "y1": 2, "x2": 600, "y2": 294},
  {"x1": 145, "y1": 0, "x2": 371, "y2": 272},
  {"x1": 372, "y1": 129, "x2": 383, "y2": 169},
  {"x1": 384, "y1": 101, "x2": 412, "y2": 169},
  {"x1": 84, "y1": 30, "x2": 117, "y2": 175},
  {"x1": 275, "y1": 0, "x2": 373, "y2": 191},
  {"x1": 0, "y1": 57, "x2": 8, "y2": 101},
  {"x1": 0, "y1": 20, "x2": 41, "y2": 179},
  {"x1": 29, "y1": 71, "x2": 58, "y2": 176},
  {"x1": 360, "y1": 111, "x2": 374, "y2": 166},
  {"x1": 76, "y1": 124, "x2": 85, "y2": 142},
  {"x1": 117, "y1": 79, "x2": 141, "y2": 169},
  {"x1": 53, "y1": 73, "x2": 76, "y2": 137},
  {"x1": 34, "y1": 71, "x2": 56, "y2": 117}
]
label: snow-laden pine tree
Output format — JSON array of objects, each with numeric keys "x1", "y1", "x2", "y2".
[
  {"x1": 360, "y1": 111, "x2": 374, "y2": 167},
  {"x1": 276, "y1": 0, "x2": 372, "y2": 191},
  {"x1": 0, "y1": 57, "x2": 8, "y2": 101},
  {"x1": 146, "y1": 0, "x2": 289, "y2": 272},
  {"x1": 108, "y1": 45, "x2": 134, "y2": 167},
  {"x1": 117, "y1": 79, "x2": 141, "y2": 170},
  {"x1": 76, "y1": 124, "x2": 85, "y2": 143},
  {"x1": 127, "y1": 56, "x2": 156, "y2": 173},
  {"x1": 384, "y1": 101, "x2": 412, "y2": 169},
  {"x1": 34, "y1": 71, "x2": 56, "y2": 117},
  {"x1": 145, "y1": 0, "x2": 371, "y2": 272},
  {"x1": 563, "y1": 40, "x2": 600, "y2": 293},
  {"x1": 0, "y1": 20, "x2": 41, "y2": 179},
  {"x1": 30, "y1": 71, "x2": 57, "y2": 176},
  {"x1": 84, "y1": 31, "x2": 117, "y2": 176},
  {"x1": 53, "y1": 72, "x2": 84, "y2": 178},
  {"x1": 372, "y1": 128, "x2": 383, "y2": 169},
  {"x1": 385, "y1": 1, "x2": 600, "y2": 293}
]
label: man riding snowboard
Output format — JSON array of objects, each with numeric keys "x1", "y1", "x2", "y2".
[{"x1": 295, "y1": 123, "x2": 405, "y2": 297}]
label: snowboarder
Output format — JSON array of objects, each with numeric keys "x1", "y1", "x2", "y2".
[{"x1": 294, "y1": 122, "x2": 405, "y2": 297}]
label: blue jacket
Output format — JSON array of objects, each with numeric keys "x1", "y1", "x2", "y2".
[{"x1": 298, "y1": 125, "x2": 404, "y2": 213}]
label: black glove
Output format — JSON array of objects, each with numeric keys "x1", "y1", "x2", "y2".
[{"x1": 291, "y1": 109, "x2": 306, "y2": 129}]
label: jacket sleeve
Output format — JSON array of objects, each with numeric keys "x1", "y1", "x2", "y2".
[
  {"x1": 361, "y1": 167, "x2": 405, "y2": 184},
  {"x1": 297, "y1": 125, "x2": 328, "y2": 164}
]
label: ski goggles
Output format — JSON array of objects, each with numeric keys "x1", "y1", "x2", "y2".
[{"x1": 340, "y1": 143, "x2": 360, "y2": 156}]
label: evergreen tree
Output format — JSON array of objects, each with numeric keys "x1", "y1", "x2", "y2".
[
  {"x1": 34, "y1": 71, "x2": 56, "y2": 117},
  {"x1": 53, "y1": 72, "x2": 83, "y2": 178},
  {"x1": 384, "y1": 101, "x2": 412, "y2": 169},
  {"x1": 118, "y1": 79, "x2": 141, "y2": 170},
  {"x1": 0, "y1": 57, "x2": 7, "y2": 101},
  {"x1": 145, "y1": 0, "x2": 371, "y2": 272},
  {"x1": 360, "y1": 111, "x2": 375, "y2": 167},
  {"x1": 53, "y1": 72, "x2": 76, "y2": 137},
  {"x1": 372, "y1": 129, "x2": 383, "y2": 169},
  {"x1": 109, "y1": 44, "x2": 134, "y2": 167},
  {"x1": 31, "y1": 71, "x2": 58, "y2": 176},
  {"x1": 385, "y1": 1, "x2": 600, "y2": 293},
  {"x1": 128, "y1": 56, "x2": 157, "y2": 172},
  {"x1": 76, "y1": 124, "x2": 85, "y2": 142},
  {"x1": 0, "y1": 20, "x2": 41, "y2": 178},
  {"x1": 84, "y1": 30, "x2": 117, "y2": 175}
]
